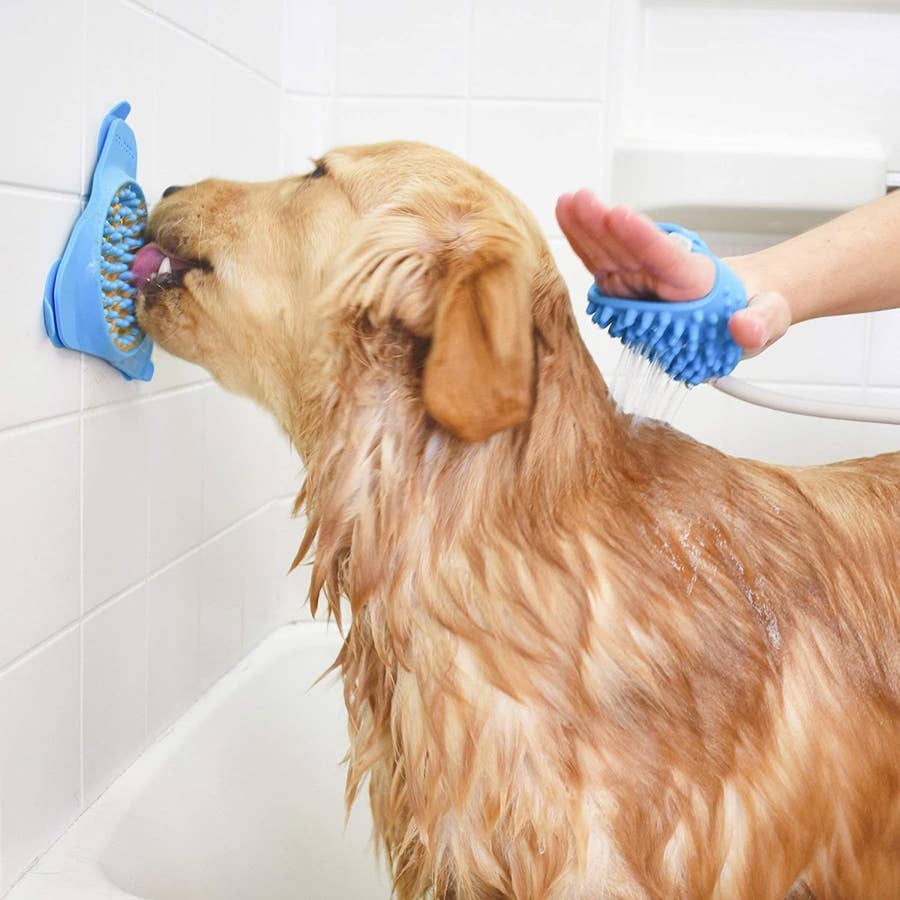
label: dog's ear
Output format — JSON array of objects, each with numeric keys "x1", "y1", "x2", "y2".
[
  {"x1": 422, "y1": 237, "x2": 535, "y2": 442},
  {"x1": 332, "y1": 202, "x2": 536, "y2": 441}
]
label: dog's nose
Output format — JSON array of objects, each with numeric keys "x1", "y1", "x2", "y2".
[{"x1": 162, "y1": 185, "x2": 184, "y2": 198}]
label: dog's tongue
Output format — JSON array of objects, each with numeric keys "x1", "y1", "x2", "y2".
[{"x1": 131, "y1": 243, "x2": 193, "y2": 291}]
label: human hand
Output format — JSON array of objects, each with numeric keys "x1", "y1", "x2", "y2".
[{"x1": 556, "y1": 189, "x2": 790, "y2": 357}]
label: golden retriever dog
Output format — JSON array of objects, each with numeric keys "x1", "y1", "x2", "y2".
[{"x1": 136, "y1": 143, "x2": 899, "y2": 899}]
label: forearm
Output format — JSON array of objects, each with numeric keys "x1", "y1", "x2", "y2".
[{"x1": 726, "y1": 190, "x2": 900, "y2": 324}]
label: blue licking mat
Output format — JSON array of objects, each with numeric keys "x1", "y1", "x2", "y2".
[
  {"x1": 585, "y1": 223, "x2": 747, "y2": 386},
  {"x1": 42, "y1": 101, "x2": 154, "y2": 381}
]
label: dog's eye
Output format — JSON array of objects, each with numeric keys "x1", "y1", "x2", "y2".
[{"x1": 307, "y1": 161, "x2": 327, "y2": 179}]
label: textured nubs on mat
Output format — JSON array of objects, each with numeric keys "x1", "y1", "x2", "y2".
[{"x1": 101, "y1": 182, "x2": 147, "y2": 351}]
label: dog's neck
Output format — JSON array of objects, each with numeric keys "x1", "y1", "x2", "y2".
[{"x1": 286, "y1": 277, "x2": 637, "y2": 632}]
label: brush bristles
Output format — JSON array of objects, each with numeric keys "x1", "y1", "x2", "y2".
[
  {"x1": 587, "y1": 296, "x2": 743, "y2": 386},
  {"x1": 101, "y1": 182, "x2": 147, "y2": 352}
]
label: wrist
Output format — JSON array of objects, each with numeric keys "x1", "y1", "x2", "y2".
[{"x1": 724, "y1": 252, "x2": 798, "y2": 325}]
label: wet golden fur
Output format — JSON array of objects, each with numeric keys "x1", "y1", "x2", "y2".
[{"x1": 138, "y1": 143, "x2": 900, "y2": 899}]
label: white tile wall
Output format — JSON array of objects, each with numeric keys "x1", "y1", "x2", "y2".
[
  {"x1": 147, "y1": 552, "x2": 203, "y2": 738},
  {"x1": 84, "y1": 0, "x2": 157, "y2": 195},
  {"x1": 209, "y1": 55, "x2": 282, "y2": 180},
  {"x1": 0, "y1": 422, "x2": 80, "y2": 669},
  {"x1": 149, "y1": 22, "x2": 214, "y2": 204},
  {"x1": 274, "y1": 499, "x2": 313, "y2": 624},
  {"x1": 83, "y1": 344, "x2": 209, "y2": 411},
  {"x1": 82, "y1": 403, "x2": 151, "y2": 612},
  {"x1": 206, "y1": 0, "x2": 283, "y2": 83},
  {"x1": 82, "y1": 585, "x2": 147, "y2": 805},
  {"x1": 202, "y1": 387, "x2": 295, "y2": 537},
  {"x1": 156, "y1": 0, "x2": 209, "y2": 37},
  {"x1": 283, "y1": 0, "x2": 336, "y2": 94},
  {"x1": 0, "y1": 632, "x2": 80, "y2": 887},
  {"x1": 469, "y1": 102, "x2": 604, "y2": 236},
  {"x1": 199, "y1": 522, "x2": 250, "y2": 688},
  {"x1": 241, "y1": 505, "x2": 300, "y2": 648},
  {"x1": 147, "y1": 389, "x2": 205, "y2": 570},
  {"x1": 334, "y1": 99, "x2": 469, "y2": 158},
  {"x1": 635, "y1": 4, "x2": 900, "y2": 171},
  {"x1": 470, "y1": 0, "x2": 609, "y2": 101},
  {"x1": 0, "y1": 1, "x2": 83, "y2": 193},
  {"x1": 2, "y1": 0, "x2": 898, "y2": 893},
  {"x1": 0, "y1": 3, "x2": 301, "y2": 893},
  {"x1": 0, "y1": 192, "x2": 82, "y2": 430},
  {"x1": 281, "y1": 96, "x2": 332, "y2": 174},
  {"x1": 335, "y1": 0, "x2": 468, "y2": 97}
]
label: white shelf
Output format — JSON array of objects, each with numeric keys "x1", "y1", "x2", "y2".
[{"x1": 611, "y1": 141, "x2": 887, "y2": 233}]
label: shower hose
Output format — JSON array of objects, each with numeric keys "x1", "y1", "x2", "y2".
[{"x1": 713, "y1": 377, "x2": 900, "y2": 425}]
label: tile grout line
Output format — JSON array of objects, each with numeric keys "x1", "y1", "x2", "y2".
[
  {"x1": 281, "y1": 89, "x2": 331, "y2": 99},
  {"x1": 205, "y1": 5, "x2": 213, "y2": 192},
  {"x1": 0, "y1": 620, "x2": 84, "y2": 704},
  {"x1": 317, "y1": 93, "x2": 607, "y2": 105},
  {"x1": 277, "y1": 0, "x2": 287, "y2": 174},
  {"x1": 0, "y1": 497, "x2": 283, "y2": 683},
  {"x1": 330, "y1": 0, "x2": 339, "y2": 144},
  {"x1": 197, "y1": 384, "x2": 210, "y2": 711},
  {"x1": 0, "y1": 380, "x2": 210, "y2": 440},
  {"x1": 121, "y1": 0, "x2": 280, "y2": 90},
  {"x1": 0, "y1": 181, "x2": 84, "y2": 202},
  {"x1": 143, "y1": 323, "x2": 154, "y2": 751},
  {"x1": 78, "y1": 401, "x2": 85, "y2": 813},
  {"x1": 147, "y1": 0, "x2": 161, "y2": 257},
  {"x1": 78, "y1": 0, "x2": 88, "y2": 816},
  {"x1": 143, "y1": 565, "x2": 150, "y2": 755},
  {"x1": 464, "y1": 0, "x2": 473, "y2": 159}
]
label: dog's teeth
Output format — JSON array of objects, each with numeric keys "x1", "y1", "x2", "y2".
[{"x1": 158, "y1": 257, "x2": 172, "y2": 276}]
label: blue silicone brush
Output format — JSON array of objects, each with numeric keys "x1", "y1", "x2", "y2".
[
  {"x1": 43, "y1": 101, "x2": 154, "y2": 381},
  {"x1": 585, "y1": 223, "x2": 747, "y2": 386}
]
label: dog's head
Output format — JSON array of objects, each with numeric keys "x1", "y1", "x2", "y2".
[{"x1": 137, "y1": 142, "x2": 560, "y2": 443}]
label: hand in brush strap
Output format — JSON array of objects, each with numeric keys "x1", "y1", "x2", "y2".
[{"x1": 556, "y1": 190, "x2": 791, "y2": 358}]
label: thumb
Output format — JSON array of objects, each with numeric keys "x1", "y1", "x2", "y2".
[{"x1": 728, "y1": 292, "x2": 791, "y2": 359}]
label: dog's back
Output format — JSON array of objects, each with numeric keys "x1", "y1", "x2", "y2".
[{"x1": 567, "y1": 419, "x2": 900, "y2": 898}]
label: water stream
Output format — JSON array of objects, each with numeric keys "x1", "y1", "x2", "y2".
[{"x1": 610, "y1": 346, "x2": 692, "y2": 425}]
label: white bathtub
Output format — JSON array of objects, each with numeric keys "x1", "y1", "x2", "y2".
[{"x1": 8, "y1": 623, "x2": 392, "y2": 900}]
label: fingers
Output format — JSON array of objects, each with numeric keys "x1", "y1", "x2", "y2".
[
  {"x1": 557, "y1": 190, "x2": 716, "y2": 302},
  {"x1": 605, "y1": 207, "x2": 716, "y2": 300},
  {"x1": 556, "y1": 192, "x2": 604, "y2": 274},
  {"x1": 729, "y1": 292, "x2": 792, "y2": 357},
  {"x1": 605, "y1": 206, "x2": 686, "y2": 281},
  {"x1": 573, "y1": 190, "x2": 644, "y2": 274},
  {"x1": 556, "y1": 189, "x2": 625, "y2": 278}
]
